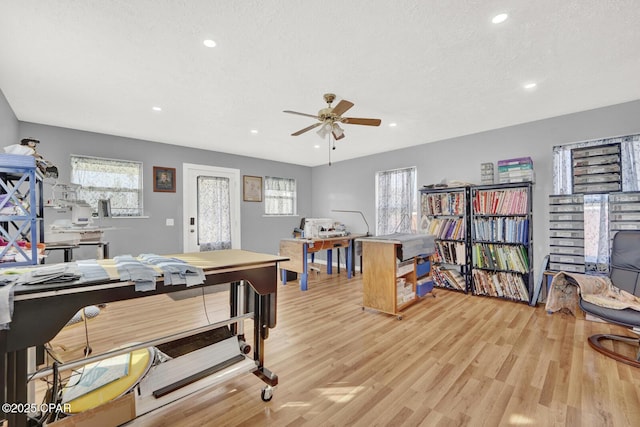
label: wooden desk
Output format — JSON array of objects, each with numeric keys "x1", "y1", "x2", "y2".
[
  {"x1": 0, "y1": 250, "x2": 287, "y2": 427},
  {"x1": 279, "y1": 234, "x2": 364, "y2": 291}
]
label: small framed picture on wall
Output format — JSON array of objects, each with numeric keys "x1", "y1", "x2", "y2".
[
  {"x1": 243, "y1": 175, "x2": 262, "y2": 202},
  {"x1": 153, "y1": 166, "x2": 176, "y2": 192}
]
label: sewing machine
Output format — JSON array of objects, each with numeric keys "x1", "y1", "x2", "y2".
[
  {"x1": 45, "y1": 202, "x2": 112, "y2": 260},
  {"x1": 303, "y1": 218, "x2": 349, "y2": 238}
]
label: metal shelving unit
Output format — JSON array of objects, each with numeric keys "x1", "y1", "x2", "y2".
[
  {"x1": 470, "y1": 182, "x2": 534, "y2": 305},
  {"x1": 0, "y1": 154, "x2": 44, "y2": 267},
  {"x1": 419, "y1": 186, "x2": 471, "y2": 293}
]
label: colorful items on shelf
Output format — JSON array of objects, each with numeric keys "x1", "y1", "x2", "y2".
[{"x1": 497, "y1": 157, "x2": 534, "y2": 184}]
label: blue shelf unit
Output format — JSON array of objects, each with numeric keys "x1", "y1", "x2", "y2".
[{"x1": 0, "y1": 154, "x2": 44, "y2": 267}]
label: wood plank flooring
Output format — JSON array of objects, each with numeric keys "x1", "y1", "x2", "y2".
[{"x1": 42, "y1": 268, "x2": 640, "y2": 426}]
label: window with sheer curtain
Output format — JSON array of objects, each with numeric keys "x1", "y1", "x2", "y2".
[
  {"x1": 70, "y1": 155, "x2": 143, "y2": 217},
  {"x1": 552, "y1": 134, "x2": 640, "y2": 270},
  {"x1": 375, "y1": 166, "x2": 417, "y2": 235},
  {"x1": 264, "y1": 176, "x2": 297, "y2": 215}
]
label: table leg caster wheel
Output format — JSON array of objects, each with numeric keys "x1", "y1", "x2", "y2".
[
  {"x1": 239, "y1": 341, "x2": 251, "y2": 354},
  {"x1": 261, "y1": 385, "x2": 274, "y2": 402}
]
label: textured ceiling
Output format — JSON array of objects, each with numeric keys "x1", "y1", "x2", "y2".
[{"x1": 1, "y1": 1, "x2": 640, "y2": 167}]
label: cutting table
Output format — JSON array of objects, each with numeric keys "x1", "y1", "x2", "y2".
[{"x1": 0, "y1": 249, "x2": 287, "y2": 427}]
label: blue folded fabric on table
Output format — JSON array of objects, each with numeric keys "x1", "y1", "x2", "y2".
[
  {"x1": 113, "y1": 255, "x2": 160, "y2": 292},
  {"x1": 76, "y1": 259, "x2": 111, "y2": 283},
  {"x1": 139, "y1": 254, "x2": 205, "y2": 287}
]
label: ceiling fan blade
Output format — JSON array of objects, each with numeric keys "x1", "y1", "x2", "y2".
[
  {"x1": 291, "y1": 122, "x2": 322, "y2": 136},
  {"x1": 342, "y1": 117, "x2": 382, "y2": 126},
  {"x1": 283, "y1": 110, "x2": 319, "y2": 119},
  {"x1": 331, "y1": 100, "x2": 354, "y2": 116}
]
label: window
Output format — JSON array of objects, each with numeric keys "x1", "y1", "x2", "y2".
[
  {"x1": 264, "y1": 176, "x2": 297, "y2": 215},
  {"x1": 375, "y1": 166, "x2": 417, "y2": 235},
  {"x1": 70, "y1": 155, "x2": 143, "y2": 217},
  {"x1": 552, "y1": 134, "x2": 640, "y2": 271}
]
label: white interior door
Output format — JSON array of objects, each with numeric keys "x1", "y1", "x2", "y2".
[{"x1": 183, "y1": 163, "x2": 241, "y2": 252}]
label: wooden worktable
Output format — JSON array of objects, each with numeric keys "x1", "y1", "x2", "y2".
[{"x1": 279, "y1": 234, "x2": 365, "y2": 290}]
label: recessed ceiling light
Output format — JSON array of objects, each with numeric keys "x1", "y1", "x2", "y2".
[
  {"x1": 250, "y1": 129, "x2": 258, "y2": 134},
  {"x1": 314, "y1": 145, "x2": 320, "y2": 149},
  {"x1": 203, "y1": 39, "x2": 216, "y2": 48},
  {"x1": 152, "y1": 106, "x2": 162, "y2": 112},
  {"x1": 524, "y1": 82, "x2": 537, "y2": 90},
  {"x1": 492, "y1": 13, "x2": 508, "y2": 24},
  {"x1": 389, "y1": 123, "x2": 397, "y2": 127}
]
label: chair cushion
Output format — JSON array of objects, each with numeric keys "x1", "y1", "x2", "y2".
[
  {"x1": 580, "y1": 298, "x2": 640, "y2": 328},
  {"x1": 610, "y1": 231, "x2": 640, "y2": 296}
]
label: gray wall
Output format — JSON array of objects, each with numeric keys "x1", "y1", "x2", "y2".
[
  {"x1": 9, "y1": 95, "x2": 640, "y2": 279},
  {"x1": 0, "y1": 89, "x2": 18, "y2": 144},
  {"x1": 18, "y1": 122, "x2": 311, "y2": 262},
  {"x1": 310, "y1": 99, "x2": 640, "y2": 282}
]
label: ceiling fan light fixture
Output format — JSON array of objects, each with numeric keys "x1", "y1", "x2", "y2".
[
  {"x1": 316, "y1": 124, "x2": 330, "y2": 139},
  {"x1": 332, "y1": 124, "x2": 345, "y2": 140}
]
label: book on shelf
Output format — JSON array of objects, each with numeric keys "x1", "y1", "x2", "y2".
[
  {"x1": 472, "y1": 269, "x2": 529, "y2": 302},
  {"x1": 424, "y1": 217, "x2": 466, "y2": 240},
  {"x1": 473, "y1": 188, "x2": 528, "y2": 215},
  {"x1": 472, "y1": 243, "x2": 529, "y2": 273},
  {"x1": 432, "y1": 265, "x2": 466, "y2": 291},
  {"x1": 422, "y1": 192, "x2": 466, "y2": 216},
  {"x1": 473, "y1": 217, "x2": 529, "y2": 243},
  {"x1": 435, "y1": 241, "x2": 466, "y2": 265}
]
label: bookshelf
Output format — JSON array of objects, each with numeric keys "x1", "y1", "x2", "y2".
[
  {"x1": 419, "y1": 186, "x2": 470, "y2": 293},
  {"x1": 470, "y1": 182, "x2": 534, "y2": 305}
]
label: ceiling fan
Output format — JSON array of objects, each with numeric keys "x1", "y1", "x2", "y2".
[{"x1": 284, "y1": 93, "x2": 381, "y2": 141}]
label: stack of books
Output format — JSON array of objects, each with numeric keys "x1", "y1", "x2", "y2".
[{"x1": 497, "y1": 157, "x2": 534, "y2": 183}]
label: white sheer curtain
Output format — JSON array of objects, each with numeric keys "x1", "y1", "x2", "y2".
[
  {"x1": 264, "y1": 177, "x2": 296, "y2": 215},
  {"x1": 376, "y1": 167, "x2": 417, "y2": 235},
  {"x1": 197, "y1": 176, "x2": 231, "y2": 250},
  {"x1": 552, "y1": 134, "x2": 640, "y2": 270},
  {"x1": 621, "y1": 136, "x2": 640, "y2": 191}
]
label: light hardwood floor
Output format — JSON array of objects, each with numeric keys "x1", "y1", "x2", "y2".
[{"x1": 42, "y1": 268, "x2": 640, "y2": 426}]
